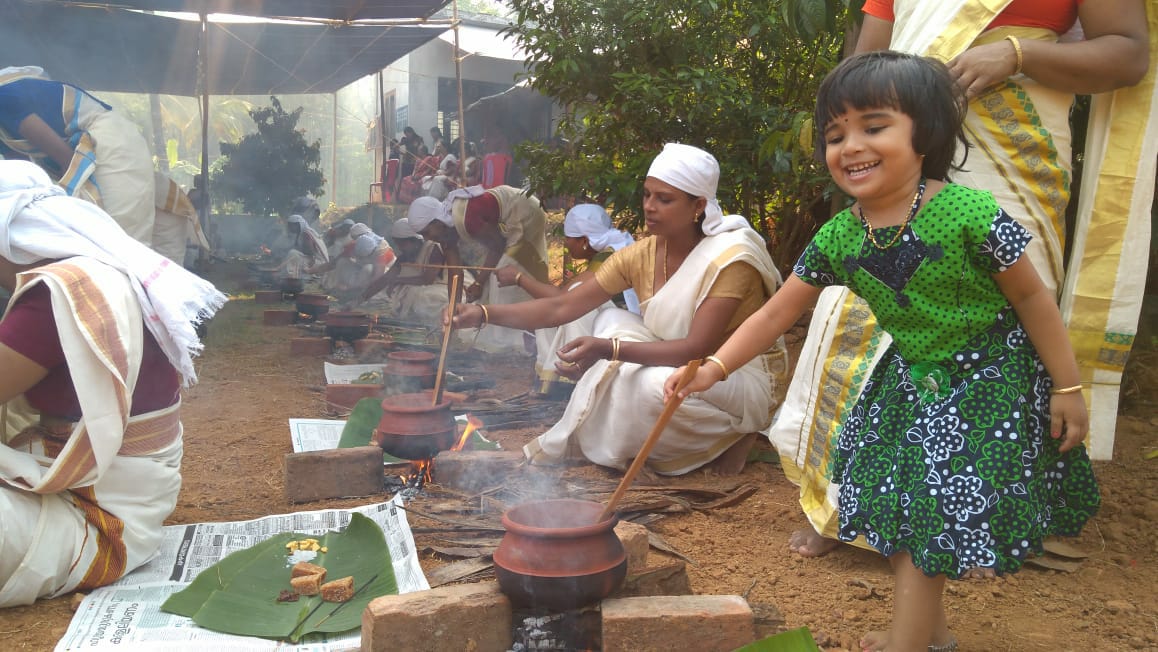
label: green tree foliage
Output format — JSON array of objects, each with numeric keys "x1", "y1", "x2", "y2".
[
  {"x1": 213, "y1": 97, "x2": 325, "y2": 217},
  {"x1": 505, "y1": 0, "x2": 850, "y2": 269}
]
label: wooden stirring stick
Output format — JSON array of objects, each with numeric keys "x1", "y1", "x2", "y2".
[
  {"x1": 402, "y1": 263, "x2": 501, "y2": 272},
  {"x1": 598, "y1": 359, "x2": 702, "y2": 522},
  {"x1": 430, "y1": 274, "x2": 461, "y2": 406}
]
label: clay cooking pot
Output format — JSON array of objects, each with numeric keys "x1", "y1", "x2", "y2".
[
  {"x1": 323, "y1": 311, "x2": 371, "y2": 342},
  {"x1": 295, "y1": 292, "x2": 330, "y2": 319},
  {"x1": 374, "y1": 392, "x2": 456, "y2": 460},
  {"x1": 492, "y1": 499, "x2": 627, "y2": 611},
  {"x1": 384, "y1": 350, "x2": 437, "y2": 390}
]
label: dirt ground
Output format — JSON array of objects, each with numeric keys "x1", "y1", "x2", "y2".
[{"x1": 2, "y1": 258, "x2": 1156, "y2": 652}]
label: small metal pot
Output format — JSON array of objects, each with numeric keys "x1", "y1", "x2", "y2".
[
  {"x1": 493, "y1": 499, "x2": 627, "y2": 611},
  {"x1": 374, "y1": 392, "x2": 456, "y2": 460}
]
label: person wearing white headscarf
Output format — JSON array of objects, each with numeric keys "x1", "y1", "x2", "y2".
[
  {"x1": 276, "y1": 213, "x2": 329, "y2": 284},
  {"x1": 448, "y1": 144, "x2": 790, "y2": 475},
  {"x1": 0, "y1": 160, "x2": 226, "y2": 607},
  {"x1": 491, "y1": 203, "x2": 639, "y2": 397},
  {"x1": 358, "y1": 217, "x2": 452, "y2": 323},
  {"x1": 311, "y1": 218, "x2": 359, "y2": 297},
  {"x1": 411, "y1": 187, "x2": 548, "y2": 354}
]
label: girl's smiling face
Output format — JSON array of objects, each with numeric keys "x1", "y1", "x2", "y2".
[{"x1": 823, "y1": 105, "x2": 925, "y2": 209}]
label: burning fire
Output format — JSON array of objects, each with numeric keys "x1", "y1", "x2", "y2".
[
  {"x1": 451, "y1": 414, "x2": 485, "y2": 452},
  {"x1": 399, "y1": 414, "x2": 484, "y2": 489},
  {"x1": 260, "y1": 244, "x2": 272, "y2": 256}
]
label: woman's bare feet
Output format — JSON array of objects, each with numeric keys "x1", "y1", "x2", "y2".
[
  {"x1": 961, "y1": 567, "x2": 996, "y2": 580},
  {"x1": 788, "y1": 528, "x2": 841, "y2": 557}
]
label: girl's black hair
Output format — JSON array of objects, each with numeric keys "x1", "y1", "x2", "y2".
[{"x1": 814, "y1": 51, "x2": 969, "y2": 179}]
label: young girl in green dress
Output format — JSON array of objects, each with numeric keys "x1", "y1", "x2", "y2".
[{"x1": 667, "y1": 51, "x2": 1100, "y2": 652}]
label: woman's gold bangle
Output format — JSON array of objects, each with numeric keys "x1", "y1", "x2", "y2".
[
  {"x1": 1005, "y1": 35, "x2": 1023, "y2": 75},
  {"x1": 514, "y1": 272, "x2": 523, "y2": 286},
  {"x1": 1051, "y1": 384, "x2": 1083, "y2": 395},
  {"x1": 705, "y1": 355, "x2": 730, "y2": 381},
  {"x1": 478, "y1": 304, "x2": 490, "y2": 329},
  {"x1": 610, "y1": 337, "x2": 621, "y2": 362}
]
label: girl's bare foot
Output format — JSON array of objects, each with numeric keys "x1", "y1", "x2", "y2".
[
  {"x1": 788, "y1": 528, "x2": 841, "y2": 557},
  {"x1": 962, "y1": 567, "x2": 996, "y2": 580}
]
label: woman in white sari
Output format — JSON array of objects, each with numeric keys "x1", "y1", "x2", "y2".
[
  {"x1": 409, "y1": 187, "x2": 550, "y2": 354},
  {"x1": 359, "y1": 217, "x2": 449, "y2": 324},
  {"x1": 773, "y1": 0, "x2": 1154, "y2": 558},
  {"x1": 449, "y1": 144, "x2": 790, "y2": 475},
  {"x1": 493, "y1": 203, "x2": 638, "y2": 398},
  {"x1": 0, "y1": 161, "x2": 226, "y2": 607}
]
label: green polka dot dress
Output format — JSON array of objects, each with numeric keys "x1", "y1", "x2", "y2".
[{"x1": 794, "y1": 183, "x2": 1099, "y2": 578}]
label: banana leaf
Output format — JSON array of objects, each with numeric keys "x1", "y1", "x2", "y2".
[
  {"x1": 338, "y1": 397, "x2": 405, "y2": 462},
  {"x1": 733, "y1": 627, "x2": 822, "y2": 652},
  {"x1": 161, "y1": 513, "x2": 398, "y2": 642}
]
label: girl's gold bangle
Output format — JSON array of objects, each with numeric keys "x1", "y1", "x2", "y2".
[
  {"x1": 1050, "y1": 384, "x2": 1083, "y2": 395},
  {"x1": 478, "y1": 304, "x2": 490, "y2": 329}
]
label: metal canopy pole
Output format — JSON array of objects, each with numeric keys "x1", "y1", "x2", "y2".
[
  {"x1": 198, "y1": 10, "x2": 210, "y2": 264},
  {"x1": 453, "y1": 0, "x2": 467, "y2": 186}
]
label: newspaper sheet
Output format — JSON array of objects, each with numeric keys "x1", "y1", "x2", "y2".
[
  {"x1": 55, "y1": 497, "x2": 428, "y2": 652},
  {"x1": 322, "y1": 362, "x2": 385, "y2": 385},
  {"x1": 287, "y1": 419, "x2": 346, "y2": 453}
]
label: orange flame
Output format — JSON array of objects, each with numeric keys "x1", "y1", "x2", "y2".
[
  {"x1": 402, "y1": 458, "x2": 434, "y2": 487},
  {"x1": 451, "y1": 414, "x2": 485, "y2": 452}
]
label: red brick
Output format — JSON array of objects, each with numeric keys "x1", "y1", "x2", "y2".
[
  {"x1": 324, "y1": 383, "x2": 383, "y2": 409},
  {"x1": 601, "y1": 595, "x2": 755, "y2": 652},
  {"x1": 283, "y1": 446, "x2": 383, "y2": 503},
  {"x1": 614, "y1": 520, "x2": 649, "y2": 574},
  {"x1": 362, "y1": 581, "x2": 513, "y2": 652},
  {"x1": 614, "y1": 560, "x2": 692, "y2": 598}
]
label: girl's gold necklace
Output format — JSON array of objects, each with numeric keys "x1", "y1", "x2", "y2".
[{"x1": 858, "y1": 178, "x2": 926, "y2": 249}]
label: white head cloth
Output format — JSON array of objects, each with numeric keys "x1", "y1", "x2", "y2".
[
  {"x1": 0, "y1": 66, "x2": 47, "y2": 80},
  {"x1": 348, "y1": 223, "x2": 372, "y2": 239},
  {"x1": 353, "y1": 233, "x2": 383, "y2": 258},
  {"x1": 390, "y1": 218, "x2": 422, "y2": 240},
  {"x1": 338, "y1": 218, "x2": 355, "y2": 228},
  {"x1": 0, "y1": 161, "x2": 226, "y2": 385},
  {"x1": 645, "y1": 143, "x2": 749, "y2": 235},
  {"x1": 563, "y1": 204, "x2": 634, "y2": 252},
  {"x1": 407, "y1": 196, "x2": 452, "y2": 232},
  {"x1": 287, "y1": 214, "x2": 306, "y2": 226},
  {"x1": 444, "y1": 184, "x2": 487, "y2": 205}
]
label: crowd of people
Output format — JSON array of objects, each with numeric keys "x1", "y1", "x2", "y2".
[{"x1": 1, "y1": 4, "x2": 1154, "y2": 651}]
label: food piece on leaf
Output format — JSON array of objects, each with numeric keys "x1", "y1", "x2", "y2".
[
  {"x1": 291, "y1": 561, "x2": 327, "y2": 579},
  {"x1": 320, "y1": 576, "x2": 355, "y2": 603},
  {"x1": 290, "y1": 573, "x2": 324, "y2": 596},
  {"x1": 276, "y1": 590, "x2": 300, "y2": 603}
]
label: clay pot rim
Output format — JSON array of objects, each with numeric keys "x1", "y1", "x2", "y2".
[
  {"x1": 501, "y1": 499, "x2": 617, "y2": 537},
  {"x1": 380, "y1": 391, "x2": 453, "y2": 412},
  {"x1": 387, "y1": 350, "x2": 436, "y2": 362}
]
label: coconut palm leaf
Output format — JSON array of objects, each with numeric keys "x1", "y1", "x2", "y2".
[{"x1": 161, "y1": 513, "x2": 397, "y2": 642}]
